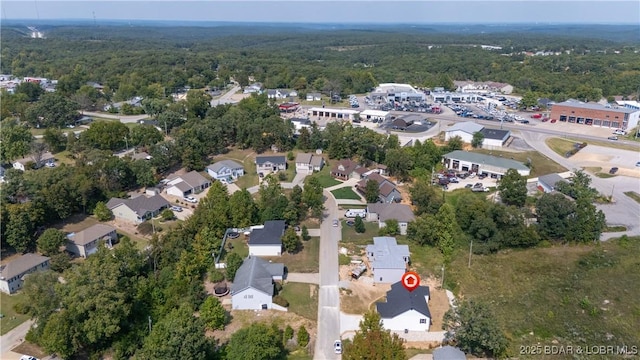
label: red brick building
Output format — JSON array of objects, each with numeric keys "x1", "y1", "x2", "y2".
[{"x1": 550, "y1": 101, "x2": 640, "y2": 130}]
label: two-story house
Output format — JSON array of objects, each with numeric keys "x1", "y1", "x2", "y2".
[{"x1": 0, "y1": 253, "x2": 51, "y2": 294}]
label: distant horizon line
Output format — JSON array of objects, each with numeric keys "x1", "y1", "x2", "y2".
[{"x1": 2, "y1": 18, "x2": 637, "y2": 26}]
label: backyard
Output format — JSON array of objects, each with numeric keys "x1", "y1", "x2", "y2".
[{"x1": 264, "y1": 237, "x2": 320, "y2": 273}]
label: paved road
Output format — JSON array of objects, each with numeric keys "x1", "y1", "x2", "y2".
[
  {"x1": 211, "y1": 85, "x2": 241, "y2": 107},
  {"x1": 314, "y1": 190, "x2": 342, "y2": 360},
  {"x1": 0, "y1": 319, "x2": 34, "y2": 360},
  {"x1": 81, "y1": 111, "x2": 149, "y2": 123},
  {"x1": 520, "y1": 131, "x2": 640, "y2": 239}
]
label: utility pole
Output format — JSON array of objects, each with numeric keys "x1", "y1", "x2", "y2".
[
  {"x1": 468, "y1": 240, "x2": 473, "y2": 268},
  {"x1": 124, "y1": 135, "x2": 129, "y2": 152},
  {"x1": 148, "y1": 316, "x2": 152, "y2": 333},
  {"x1": 441, "y1": 265, "x2": 445, "y2": 289}
]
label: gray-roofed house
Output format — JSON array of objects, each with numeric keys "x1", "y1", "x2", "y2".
[
  {"x1": 248, "y1": 220, "x2": 286, "y2": 256},
  {"x1": 366, "y1": 203, "x2": 416, "y2": 235},
  {"x1": 106, "y1": 194, "x2": 170, "y2": 223},
  {"x1": 206, "y1": 160, "x2": 245, "y2": 182},
  {"x1": 66, "y1": 224, "x2": 118, "y2": 258},
  {"x1": 433, "y1": 346, "x2": 466, "y2": 360},
  {"x1": 444, "y1": 121, "x2": 484, "y2": 142},
  {"x1": 443, "y1": 150, "x2": 530, "y2": 177},
  {"x1": 306, "y1": 92, "x2": 321, "y2": 101},
  {"x1": 331, "y1": 159, "x2": 360, "y2": 181},
  {"x1": 0, "y1": 253, "x2": 51, "y2": 294},
  {"x1": 231, "y1": 256, "x2": 285, "y2": 311},
  {"x1": 165, "y1": 170, "x2": 211, "y2": 198},
  {"x1": 537, "y1": 173, "x2": 568, "y2": 193},
  {"x1": 13, "y1": 151, "x2": 55, "y2": 171},
  {"x1": 255, "y1": 155, "x2": 287, "y2": 173},
  {"x1": 479, "y1": 128, "x2": 511, "y2": 149},
  {"x1": 295, "y1": 153, "x2": 325, "y2": 174},
  {"x1": 366, "y1": 237, "x2": 410, "y2": 284},
  {"x1": 357, "y1": 173, "x2": 402, "y2": 203},
  {"x1": 376, "y1": 281, "x2": 431, "y2": 331}
]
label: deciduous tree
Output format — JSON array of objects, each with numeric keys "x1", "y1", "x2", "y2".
[
  {"x1": 0, "y1": 119, "x2": 33, "y2": 162},
  {"x1": 37, "y1": 228, "x2": 67, "y2": 256},
  {"x1": 199, "y1": 297, "x2": 228, "y2": 330},
  {"x1": 364, "y1": 178, "x2": 380, "y2": 203},
  {"x1": 443, "y1": 300, "x2": 508, "y2": 358},
  {"x1": 282, "y1": 227, "x2": 301, "y2": 254},
  {"x1": 93, "y1": 201, "x2": 113, "y2": 221},
  {"x1": 225, "y1": 253, "x2": 244, "y2": 281},
  {"x1": 343, "y1": 311, "x2": 406, "y2": 360},
  {"x1": 226, "y1": 322, "x2": 284, "y2": 360},
  {"x1": 497, "y1": 168, "x2": 527, "y2": 207},
  {"x1": 471, "y1": 131, "x2": 484, "y2": 148}
]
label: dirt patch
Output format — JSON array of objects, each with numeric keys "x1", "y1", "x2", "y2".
[
  {"x1": 57, "y1": 213, "x2": 99, "y2": 233},
  {"x1": 571, "y1": 152, "x2": 613, "y2": 163},
  {"x1": 209, "y1": 308, "x2": 316, "y2": 345},
  {"x1": 12, "y1": 341, "x2": 47, "y2": 359},
  {"x1": 339, "y1": 267, "x2": 391, "y2": 314},
  {"x1": 421, "y1": 276, "x2": 450, "y2": 331}
]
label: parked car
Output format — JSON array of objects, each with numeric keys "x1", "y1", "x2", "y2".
[
  {"x1": 607, "y1": 136, "x2": 618, "y2": 141},
  {"x1": 636, "y1": 161, "x2": 640, "y2": 167},
  {"x1": 465, "y1": 184, "x2": 473, "y2": 188},
  {"x1": 332, "y1": 219, "x2": 339, "y2": 227},
  {"x1": 20, "y1": 356, "x2": 38, "y2": 360},
  {"x1": 184, "y1": 196, "x2": 197, "y2": 203},
  {"x1": 334, "y1": 340, "x2": 342, "y2": 354},
  {"x1": 550, "y1": 119, "x2": 557, "y2": 123},
  {"x1": 609, "y1": 167, "x2": 619, "y2": 174},
  {"x1": 478, "y1": 173, "x2": 488, "y2": 180},
  {"x1": 468, "y1": 173, "x2": 476, "y2": 179},
  {"x1": 170, "y1": 205, "x2": 183, "y2": 212},
  {"x1": 449, "y1": 177, "x2": 459, "y2": 183}
]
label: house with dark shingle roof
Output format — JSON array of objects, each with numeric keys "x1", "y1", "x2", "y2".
[
  {"x1": 376, "y1": 281, "x2": 431, "y2": 331},
  {"x1": 248, "y1": 220, "x2": 286, "y2": 256},
  {"x1": 255, "y1": 155, "x2": 287, "y2": 173},
  {"x1": 231, "y1": 256, "x2": 285, "y2": 311},
  {"x1": 66, "y1": 224, "x2": 117, "y2": 258},
  {"x1": 106, "y1": 194, "x2": 170, "y2": 223},
  {"x1": 356, "y1": 173, "x2": 402, "y2": 203},
  {"x1": 0, "y1": 253, "x2": 51, "y2": 294},
  {"x1": 366, "y1": 203, "x2": 415, "y2": 235},
  {"x1": 331, "y1": 159, "x2": 360, "y2": 181}
]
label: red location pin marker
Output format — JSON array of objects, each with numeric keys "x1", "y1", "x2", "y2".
[{"x1": 401, "y1": 271, "x2": 420, "y2": 292}]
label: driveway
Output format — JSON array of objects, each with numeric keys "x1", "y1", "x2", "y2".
[
  {"x1": 81, "y1": 111, "x2": 149, "y2": 124},
  {"x1": 1, "y1": 320, "x2": 34, "y2": 360},
  {"x1": 314, "y1": 190, "x2": 342, "y2": 360},
  {"x1": 286, "y1": 272, "x2": 319, "y2": 284}
]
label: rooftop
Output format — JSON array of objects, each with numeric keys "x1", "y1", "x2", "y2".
[
  {"x1": 106, "y1": 194, "x2": 170, "y2": 217},
  {"x1": 295, "y1": 153, "x2": 313, "y2": 164},
  {"x1": 67, "y1": 224, "x2": 116, "y2": 246},
  {"x1": 555, "y1": 100, "x2": 638, "y2": 114},
  {"x1": 231, "y1": 256, "x2": 284, "y2": 296},
  {"x1": 376, "y1": 281, "x2": 431, "y2": 318},
  {"x1": 366, "y1": 237, "x2": 410, "y2": 270},
  {"x1": 255, "y1": 155, "x2": 286, "y2": 165},
  {"x1": 207, "y1": 159, "x2": 244, "y2": 173},
  {"x1": 443, "y1": 150, "x2": 529, "y2": 171},
  {"x1": 479, "y1": 128, "x2": 510, "y2": 140},
  {"x1": 538, "y1": 173, "x2": 567, "y2": 188},
  {"x1": 446, "y1": 121, "x2": 484, "y2": 134},
  {"x1": 367, "y1": 203, "x2": 415, "y2": 223},
  {"x1": 0, "y1": 253, "x2": 50, "y2": 280},
  {"x1": 248, "y1": 220, "x2": 286, "y2": 246}
]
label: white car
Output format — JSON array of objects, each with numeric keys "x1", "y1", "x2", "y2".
[
  {"x1": 334, "y1": 340, "x2": 342, "y2": 354},
  {"x1": 20, "y1": 356, "x2": 38, "y2": 360},
  {"x1": 183, "y1": 196, "x2": 197, "y2": 203}
]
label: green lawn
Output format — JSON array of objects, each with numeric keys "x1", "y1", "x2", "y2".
[
  {"x1": 331, "y1": 187, "x2": 362, "y2": 200},
  {"x1": 472, "y1": 149, "x2": 567, "y2": 178},
  {"x1": 280, "y1": 282, "x2": 318, "y2": 321},
  {"x1": 0, "y1": 292, "x2": 30, "y2": 335},
  {"x1": 624, "y1": 191, "x2": 640, "y2": 204},
  {"x1": 565, "y1": 136, "x2": 640, "y2": 151},
  {"x1": 447, "y1": 237, "x2": 640, "y2": 357},
  {"x1": 30, "y1": 127, "x2": 77, "y2": 136},
  {"x1": 339, "y1": 253, "x2": 351, "y2": 265},
  {"x1": 545, "y1": 137, "x2": 579, "y2": 157},
  {"x1": 310, "y1": 170, "x2": 341, "y2": 188},
  {"x1": 286, "y1": 351, "x2": 312, "y2": 360},
  {"x1": 264, "y1": 237, "x2": 320, "y2": 273},
  {"x1": 215, "y1": 149, "x2": 258, "y2": 190},
  {"x1": 341, "y1": 221, "x2": 380, "y2": 246}
]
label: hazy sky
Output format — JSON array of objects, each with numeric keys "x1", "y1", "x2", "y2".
[{"x1": 3, "y1": 0, "x2": 639, "y2": 24}]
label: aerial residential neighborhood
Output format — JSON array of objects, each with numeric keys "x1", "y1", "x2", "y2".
[{"x1": 1, "y1": 4, "x2": 640, "y2": 360}]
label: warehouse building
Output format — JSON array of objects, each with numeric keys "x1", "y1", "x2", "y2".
[
  {"x1": 550, "y1": 100, "x2": 640, "y2": 130},
  {"x1": 442, "y1": 150, "x2": 530, "y2": 177}
]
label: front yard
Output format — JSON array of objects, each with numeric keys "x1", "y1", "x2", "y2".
[
  {"x1": 331, "y1": 187, "x2": 362, "y2": 200},
  {"x1": 280, "y1": 282, "x2": 319, "y2": 321},
  {"x1": 341, "y1": 221, "x2": 380, "y2": 246},
  {"x1": 0, "y1": 292, "x2": 30, "y2": 335}
]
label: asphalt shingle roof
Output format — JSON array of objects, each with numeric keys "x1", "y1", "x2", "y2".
[
  {"x1": 376, "y1": 281, "x2": 431, "y2": 318},
  {"x1": 67, "y1": 224, "x2": 116, "y2": 246},
  {"x1": 248, "y1": 220, "x2": 285, "y2": 246},
  {"x1": 207, "y1": 160, "x2": 244, "y2": 173},
  {"x1": 255, "y1": 155, "x2": 286, "y2": 165},
  {"x1": 538, "y1": 173, "x2": 566, "y2": 189},
  {"x1": 480, "y1": 128, "x2": 510, "y2": 140},
  {"x1": 0, "y1": 253, "x2": 50, "y2": 279},
  {"x1": 106, "y1": 194, "x2": 170, "y2": 217},
  {"x1": 231, "y1": 256, "x2": 284, "y2": 296},
  {"x1": 367, "y1": 203, "x2": 415, "y2": 223},
  {"x1": 443, "y1": 150, "x2": 529, "y2": 171}
]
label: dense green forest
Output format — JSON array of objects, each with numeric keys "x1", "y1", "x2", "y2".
[{"x1": 2, "y1": 24, "x2": 639, "y2": 100}]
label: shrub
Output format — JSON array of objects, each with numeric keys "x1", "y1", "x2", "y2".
[
  {"x1": 278, "y1": 171, "x2": 288, "y2": 181},
  {"x1": 354, "y1": 215, "x2": 365, "y2": 233},
  {"x1": 13, "y1": 302, "x2": 31, "y2": 315},
  {"x1": 274, "y1": 282, "x2": 283, "y2": 294},
  {"x1": 287, "y1": 151, "x2": 295, "y2": 161},
  {"x1": 209, "y1": 269, "x2": 225, "y2": 283},
  {"x1": 297, "y1": 325, "x2": 309, "y2": 347},
  {"x1": 284, "y1": 325, "x2": 294, "y2": 341},
  {"x1": 273, "y1": 295, "x2": 289, "y2": 307}
]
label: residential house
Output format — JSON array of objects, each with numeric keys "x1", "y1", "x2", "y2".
[
  {"x1": 376, "y1": 281, "x2": 431, "y2": 331},
  {"x1": 13, "y1": 152, "x2": 55, "y2": 171},
  {"x1": 243, "y1": 83, "x2": 263, "y2": 94},
  {"x1": 103, "y1": 96, "x2": 143, "y2": 111},
  {"x1": 433, "y1": 346, "x2": 466, "y2": 360},
  {"x1": 165, "y1": 171, "x2": 211, "y2": 198},
  {"x1": 0, "y1": 253, "x2": 51, "y2": 294},
  {"x1": 231, "y1": 256, "x2": 285, "y2": 311},
  {"x1": 294, "y1": 153, "x2": 324, "y2": 174},
  {"x1": 106, "y1": 194, "x2": 170, "y2": 223},
  {"x1": 366, "y1": 237, "x2": 410, "y2": 284},
  {"x1": 330, "y1": 159, "x2": 360, "y2": 181},
  {"x1": 306, "y1": 92, "x2": 322, "y2": 101},
  {"x1": 248, "y1": 220, "x2": 286, "y2": 256},
  {"x1": 537, "y1": 173, "x2": 568, "y2": 193},
  {"x1": 266, "y1": 89, "x2": 294, "y2": 100},
  {"x1": 206, "y1": 160, "x2": 245, "y2": 182},
  {"x1": 366, "y1": 203, "x2": 415, "y2": 235},
  {"x1": 290, "y1": 118, "x2": 311, "y2": 133},
  {"x1": 66, "y1": 224, "x2": 118, "y2": 258},
  {"x1": 356, "y1": 173, "x2": 402, "y2": 203},
  {"x1": 255, "y1": 155, "x2": 287, "y2": 174}
]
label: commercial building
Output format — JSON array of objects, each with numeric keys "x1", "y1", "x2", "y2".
[
  {"x1": 431, "y1": 91, "x2": 481, "y2": 103},
  {"x1": 550, "y1": 100, "x2": 640, "y2": 130},
  {"x1": 307, "y1": 107, "x2": 359, "y2": 120},
  {"x1": 442, "y1": 150, "x2": 530, "y2": 177},
  {"x1": 370, "y1": 83, "x2": 426, "y2": 102}
]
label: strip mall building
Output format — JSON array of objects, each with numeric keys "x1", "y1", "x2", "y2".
[{"x1": 550, "y1": 100, "x2": 640, "y2": 130}]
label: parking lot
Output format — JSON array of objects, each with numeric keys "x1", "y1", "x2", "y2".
[{"x1": 435, "y1": 170, "x2": 499, "y2": 192}]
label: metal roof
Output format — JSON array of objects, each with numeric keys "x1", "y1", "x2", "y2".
[
  {"x1": 231, "y1": 256, "x2": 284, "y2": 296},
  {"x1": 366, "y1": 237, "x2": 410, "y2": 270},
  {"x1": 443, "y1": 150, "x2": 529, "y2": 171},
  {"x1": 376, "y1": 281, "x2": 431, "y2": 318},
  {"x1": 0, "y1": 253, "x2": 50, "y2": 280},
  {"x1": 446, "y1": 121, "x2": 483, "y2": 134},
  {"x1": 555, "y1": 100, "x2": 638, "y2": 114},
  {"x1": 480, "y1": 128, "x2": 510, "y2": 140}
]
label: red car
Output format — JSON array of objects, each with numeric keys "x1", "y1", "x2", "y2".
[
  {"x1": 550, "y1": 119, "x2": 557, "y2": 123},
  {"x1": 531, "y1": 113, "x2": 543, "y2": 119}
]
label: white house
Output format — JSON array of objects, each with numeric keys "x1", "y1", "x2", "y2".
[
  {"x1": 66, "y1": 224, "x2": 118, "y2": 258},
  {"x1": 537, "y1": 173, "x2": 568, "y2": 193},
  {"x1": 255, "y1": 155, "x2": 287, "y2": 173},
  {"x1": 231, "y1": 256, "x2": 285, "y2": 311},
  {"x1": 377, "y1": 281, "x2": 431, "y2": 332},
  {"x1": 165, "y1": 171, "x2": 211, "y2": 198},
  {"x1": 366, "y1": 237, "x2": 410, "y2": 284},
  {"x1": 366, "y1": 203, "x2": 415, "y2": 235},
  {"x1": 106, "y1": 194, "x2": 170, "y2": 223},
  {"x1": 13, "y1": 152, "x2": 55, "y2": 171},
  {"x1": 306, "y1": 92, "x2": 321, "y2": 101},
  {"x1": 0, "y1": 253, "x2": 51, "y2": 294},
  {"x1": 206, "y1": 160, "x2": 245, "y2": 183},
  {"x1": 248, "y1": 220, "x2": 286, "y2": 256},
  {"x1": 444, "y1": 121, "x2": 484, "y2": 143},
  {"x1": 294, "y1": 153, "x2": 324, "y2": 174},
  {"x1": 443, "y1": 150, "x2": 531, "y2": 177},
  {"x1": 243, "y1": 83, "x2": 263, "y2": 94}
]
